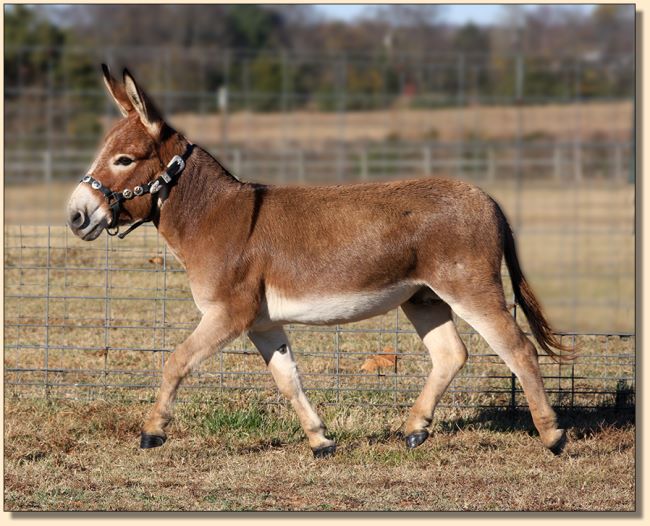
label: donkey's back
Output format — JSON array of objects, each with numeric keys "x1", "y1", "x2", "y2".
[{"x1": 242, "y1": 176, "x2": 504, "y2": 298}]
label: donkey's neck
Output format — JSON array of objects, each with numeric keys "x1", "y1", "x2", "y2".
[{"x1": 155, "y1": 135, "x2": 244, "y2": 256}]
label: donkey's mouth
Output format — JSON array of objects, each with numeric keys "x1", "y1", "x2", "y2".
[{"x1": 81, "y1": 220, "x2": 106, "y2": 241}]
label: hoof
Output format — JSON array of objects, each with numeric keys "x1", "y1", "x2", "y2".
[
  {"x1": 405, "y1": 430, "x2": 429, "y2": 449},
  {"x1": 312, "y1": 444, "x2": 336, "y2": 458},
  {"x1": 140, "y1": 433, "x2": 166, "y2": 449},
  {"x1": 548, "y1": 429, "x2": 567, "y2": 456}
]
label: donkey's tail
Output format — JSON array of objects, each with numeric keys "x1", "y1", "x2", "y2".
[{"x1": 495, "y1": 201, "x2": 576, "y2": 363}]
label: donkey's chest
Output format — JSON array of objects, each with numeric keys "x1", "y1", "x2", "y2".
[{"x1": 252, "y1": 283, "x2": 421, "y2": 330}]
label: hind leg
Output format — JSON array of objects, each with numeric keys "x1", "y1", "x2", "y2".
[
  {"x1": 401, "y1": 299, "x2": 468, "y2": 448},
  {"x1": 443, "y1": 289, "x2": 566, "y2": 454}
]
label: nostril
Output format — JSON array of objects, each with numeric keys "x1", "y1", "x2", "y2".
[{"x1": 70, "y1": 210, "x2": 86, "y2": 229}]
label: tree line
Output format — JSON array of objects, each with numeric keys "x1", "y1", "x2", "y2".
[{"x1": 5, "y1": 4, "x2": 634, "y2": 114}]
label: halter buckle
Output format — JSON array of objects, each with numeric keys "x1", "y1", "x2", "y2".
[
  {"x1": 150, "y1": 180, "x2": 161, "y2": 194},
  {"x1": 163, "y1": 155, "x2": 184, "y2": 183}
]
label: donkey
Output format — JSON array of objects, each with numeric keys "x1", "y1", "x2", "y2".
[{"x1": 67, "y1": 65, "x2": 573, "y2": 457}]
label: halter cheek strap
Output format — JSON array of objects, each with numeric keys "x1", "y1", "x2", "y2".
[{"x1": 80, "y1": 143, "x2": 194, "y2": 239}]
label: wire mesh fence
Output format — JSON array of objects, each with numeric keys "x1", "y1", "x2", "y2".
[
  {"x1": 4, "y1": 45, "x2": 635, "y2": 410},
  {"x1": 4, "y1": 223, "x2": 635, "y2": 410},
  {"x1": 5, "y1": 139, "x2": 634, "y2": 187}
]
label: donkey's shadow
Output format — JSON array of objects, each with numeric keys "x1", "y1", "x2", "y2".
[
  {"x1": 435, "y1": 406, "x2": 635, "y2": 440},
  {"x1": 349, "y1": 404, "x2": 635, "y2": 454}
]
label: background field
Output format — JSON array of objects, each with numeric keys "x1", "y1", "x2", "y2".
[{"x1": 4, "y1": 4, "x2": 636, "y2": 512}]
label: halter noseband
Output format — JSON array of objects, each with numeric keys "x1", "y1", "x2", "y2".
[{"x1": 80, "y1": 143, "x2": 194, "y2": 239}]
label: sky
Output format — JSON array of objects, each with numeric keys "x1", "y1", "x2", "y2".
[{"x1": 314, "y1": 4, "x2": 595, "y2": 26}]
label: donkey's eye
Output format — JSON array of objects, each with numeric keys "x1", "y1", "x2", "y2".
[{"x1": 114, "y1": 156, "x2": 134, "y2": 166}]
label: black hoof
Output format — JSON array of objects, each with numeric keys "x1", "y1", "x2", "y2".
[
  {"x1": 548, "y1": 430, "x2": 567, "y2": 456},
  {"x1": 405, "y1": 430, "x2": 429, "y2": 449},
  {"x1": 140, "y1": 433, "x2": 166, "y2": 449},
  {"x1": 312, "y1": 444, "x2": 336, "y2": 458}
]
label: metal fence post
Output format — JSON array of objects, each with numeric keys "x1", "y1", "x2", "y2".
[
  {"x1": 573, "y1": 140, "x2": 583, "y2": 182},
  {"x1": 43, "y1": 150, "x2": 52, "y2": 184},
  {"x1": 614, "y1": 143, "x2": 623, "y2": 181},
  {"x1": 487, "y1": 146, "x2": 495, "y2": 183},
  {"x1": 297, "y1": 148, "x2": 305, "y2": 184},
  {"x1": 510, "y1": 373, "x2": 517, "y2": 415},
  {"x1": 553, "y1": 143, "x2": 562, "y2": 181},
  {"x1": 232, "y1": 148, "x2": 242, "y2": 178},
  {"x1": 360, "y1": 146, "x2": 368, "y2": 181},
  {"x1": 422, "y1": 145, "x2": 432, "y2": 176}
]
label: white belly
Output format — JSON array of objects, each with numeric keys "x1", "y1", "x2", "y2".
[{"x1": 253, "y1": 282, "x2": 421, "y2": 329}]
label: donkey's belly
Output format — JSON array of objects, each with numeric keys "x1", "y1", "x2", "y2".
[{"x1": 255, "y1": 283, "x2": 422, "y2": 328}]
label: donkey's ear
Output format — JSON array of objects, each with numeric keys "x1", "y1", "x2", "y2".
[
  {"x1": 101, "y1": 64, "x2": 132, "y2": 117},
  {"x1": 123, "y1": 68, "x2": 163, "y2": 138}
]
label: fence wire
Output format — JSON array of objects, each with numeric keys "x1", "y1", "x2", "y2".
[
  {"x1": 4, "y1": 46, "x2": 635, "y2": 410},
  {"x1": 4, "y1": 224, "x2": 635, "y2": 410}
]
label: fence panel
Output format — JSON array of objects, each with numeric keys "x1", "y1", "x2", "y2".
[{"x1": 4, "y1": 224, "x2": 635, "y2": 410}]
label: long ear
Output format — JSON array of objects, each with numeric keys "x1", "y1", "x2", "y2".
[
  {"x1": 123, "y1": 68, "x2": 163, "y2": 138},
  {"x1": 101, "y1": 64, "x2": 132, "y2": 117}
]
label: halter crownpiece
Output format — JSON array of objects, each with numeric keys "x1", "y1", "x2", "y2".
[{"x1": 80, "y1": 143, "x2": 194, "y2": 239}]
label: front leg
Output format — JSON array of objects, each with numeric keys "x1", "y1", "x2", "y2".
[
  {"x1": 141, "y1": 306, "x2": 242, "y2": 448},
  {"x1": 248, "y1": 327, "x2": 336, "y2": 457}
]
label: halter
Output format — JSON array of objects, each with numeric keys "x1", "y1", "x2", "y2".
[{"x1": 80, "y1": 143, "x2": 194, "y2": 239}]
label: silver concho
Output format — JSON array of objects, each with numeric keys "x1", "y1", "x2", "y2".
[
  {"x1": 82, "y1": 175, "x2": 91, "y2": 183},
  {"x1": 91, "y1": 181, "x2": 101, "y2": 190},
  {"x1": 133, "y1": 186, "x2": 144, "y2": 196},
  {"x1": 122, "y1": 189, "x2": 133, "y2": 199},
  {"x1": 149, "y1": 181, "x2": 161, "y2": 194}
]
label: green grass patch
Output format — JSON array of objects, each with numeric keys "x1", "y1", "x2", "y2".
[{"x1": 199, "y1": 398, "x2": 301, "y2": 443}]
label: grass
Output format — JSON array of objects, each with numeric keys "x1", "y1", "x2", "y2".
[
  {"x1": 168, "y1": 100, "x2": 633, "y2": 148},
  {"x1": 3, "y1": 179, "x2": 635, "y2": 511},
  {"x1": 3, "y1": 395, "x2": 635, "y2": 511}
]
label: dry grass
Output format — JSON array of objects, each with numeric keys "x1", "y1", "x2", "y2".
[
  {"x1": 4, "y1": 178, "x2": 635, "y2": 511},
  {"x1": 4, "y1": 395, "x2": 635, "y2": 511},
  {"x1": 167, "y1": 100, "x2": 633, "y2": 148}
]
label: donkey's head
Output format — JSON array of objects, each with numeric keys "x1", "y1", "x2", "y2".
[{"x1": 67, "y1": 65, "x2": 176, "y2": 240}]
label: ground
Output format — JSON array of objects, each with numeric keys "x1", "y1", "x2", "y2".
[
  {"x1": 4, "y1": 395, "x2": 635, "y2": 512},
  {"x1": 4, "y1": 180, "x2": 635, "y2": 512}
]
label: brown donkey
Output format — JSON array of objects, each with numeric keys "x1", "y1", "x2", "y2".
[{"x1": 67, "y1": 66, "x2": 573, "y2": 457}]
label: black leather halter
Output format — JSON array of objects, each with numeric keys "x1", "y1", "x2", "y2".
[{"x1": 80, "y1": 143, "x2": 194, "y2": 239}]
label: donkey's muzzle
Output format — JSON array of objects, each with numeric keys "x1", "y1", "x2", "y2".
[{"x1": 67, "y1": 183, "x2": 111, "y2": 241}]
